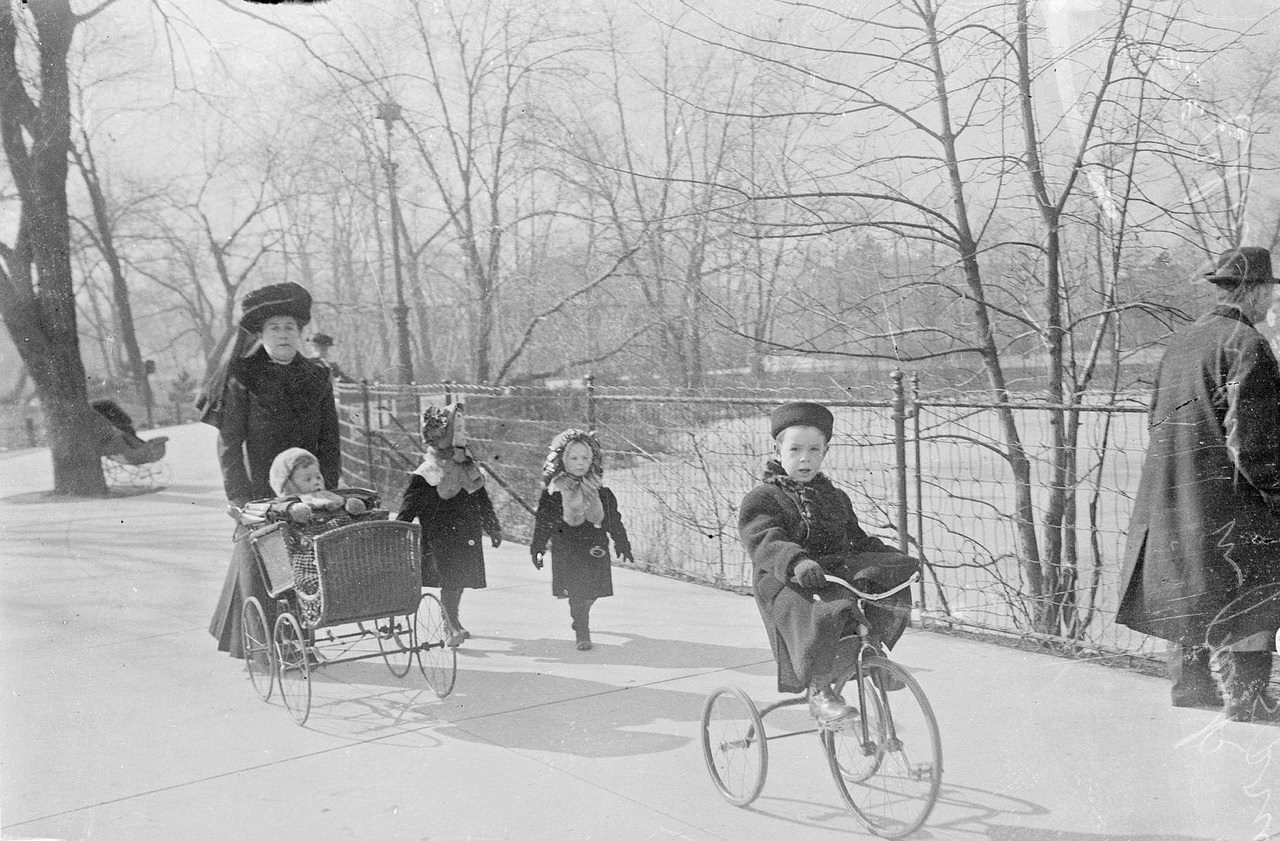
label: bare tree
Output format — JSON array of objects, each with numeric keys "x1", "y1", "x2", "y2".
[
  {"x1": 0, "y1": 0, "x2": 121, "y2": 495},
  {"x1": 658, "y1": 0, "x2": 1266, "y2": 634}
]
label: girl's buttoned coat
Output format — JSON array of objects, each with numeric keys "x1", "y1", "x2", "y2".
[
  {"x1": 531, "y1": 487, "x2": 631, "y2": 600},
  {"x1": 397, "y1": 476, "x2": 499, "y2": 590}
]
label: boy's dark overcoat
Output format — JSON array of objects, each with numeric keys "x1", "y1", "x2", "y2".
[
  {"x1": 531, "y1": 487, "x2": 631, "y2": 600},
  {"x1": 1118, "y1": 306, "x2": 1280, "y2": 649},
  {"x1": 217, "y1": 348, "x2": 340, "y2": 505},
  {"x1": 397, "y1": 477, "x2": 500, "y2": 589},
  {"x1": 739, "y1": 465, "x2": 918, "y2": 693}
]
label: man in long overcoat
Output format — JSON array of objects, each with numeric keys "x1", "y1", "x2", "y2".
[{"x1": 1118, "y1": 246, "x2": 1280, "y2": 722}]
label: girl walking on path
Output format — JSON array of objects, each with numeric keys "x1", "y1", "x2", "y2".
[
  {"x1": 530, "y1": 429, "x2": 634, "y2": 650},
  {"x1": 397, "y1": 403, "x2": 502, "y2": 647}
]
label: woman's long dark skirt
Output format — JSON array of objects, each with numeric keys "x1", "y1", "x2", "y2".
[{"x1": 209, "y1": 526, "x2": 276, "y2": 659}]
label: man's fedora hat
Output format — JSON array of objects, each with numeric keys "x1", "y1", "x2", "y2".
[{"x1": 1204, "y1": 246, "x2": 1279, "y2": 285}]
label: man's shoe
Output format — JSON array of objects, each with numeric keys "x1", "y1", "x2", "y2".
[
  {"x1": 445, "y1": 629, "x2": 467, "y2": 648},
  {"x1": 576, "y1": 640, "x2": 593, "y2": 651},
  {"x1": 808, "y1": 685, "x2": 858, "y2": 725}
]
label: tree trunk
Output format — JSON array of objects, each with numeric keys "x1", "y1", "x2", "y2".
[{"x1": 0, "y1": 1, "x2": 107, "y2": 495}]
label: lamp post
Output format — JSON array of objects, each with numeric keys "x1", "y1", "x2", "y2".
[{"x1": 377, "y1": 99, "x2": 414, "y2": 385}]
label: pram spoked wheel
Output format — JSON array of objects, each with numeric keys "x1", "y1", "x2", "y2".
[
  {"x1": 241, "y1": 597, "x2": 274, "y2": 700},
  {"x1": 273, "y1": 612, "x2": 312, "y2": 725},
  {"x1": 414, "y1": 593, "x2": 457, "y2": 697},
  {"x1": 374, "y1": 613, "x2": 415, "y2": 678}
]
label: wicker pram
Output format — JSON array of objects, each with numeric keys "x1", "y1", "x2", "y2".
[
  {"x1": 236, "y1": 489, "x2": 455, "y2": 725},
  {"x1": 243, "y1": 488, "x2": 418, "y2": 629}
]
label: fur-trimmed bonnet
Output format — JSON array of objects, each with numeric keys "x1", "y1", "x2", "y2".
[
  {"x1": 421, "y1": 403, "x2": 466, "y2": 451},
  {"x1": 541, "y1": 428, "x2": 604, "y2": 485},
  {"x1": 269, "y1": 447, "x2": 320, "y2": 497},
  {"x1": 414, "y1": 402, "x2": 483, "y2": 499}
]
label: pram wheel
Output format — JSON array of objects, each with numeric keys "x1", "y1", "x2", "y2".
[
  {"x1": 274, "y1": 613, "x2": 312, "y2": 725},
  {"x1": 241, "y1": 597, "x2": 274, "y2": 700},
  {"x1": 374, "y1": 611, "x2": 414, "y2": 677},
  {"x1": 415, "y1": 593, "x2": 457, "y2": 697}
]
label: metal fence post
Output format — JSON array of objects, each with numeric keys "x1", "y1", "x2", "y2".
[
  {"x1": 586, "y1": 372, "x2": 597, "y2": 432},
  {"x1": 911, "y1": 371, "x2": 926, "y2": 612},
  {"x1": 361, "y1": 379, "x2": 374, "y2": 489},
  {"x1": 891, "y1": 370, "x2": 910, "y2": 555}
]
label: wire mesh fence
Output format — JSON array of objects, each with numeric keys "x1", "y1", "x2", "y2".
[{"x1": 335, "y1": 375, "x2": 1159, "y2": 660}]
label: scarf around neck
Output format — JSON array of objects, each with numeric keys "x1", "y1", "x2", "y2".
[
  {"x1": 413, "y1": 446, "x2": 485, "y2": 500},
  {"x1": 550, "y1": 473, "x2": 604, "y2": 527}
]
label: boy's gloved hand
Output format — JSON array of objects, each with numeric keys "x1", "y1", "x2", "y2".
[
  {"x1": 531, "y1": 552, "x2": 544, "y2": 570},
  {"x1": 489, "y1": 527, "x2": 503, "y2": 548},
  {"x1": 792, "y1": 558, "x2": 827, "y2": 589},
  {"x1": 619, "y1": 550, "x2": 635, "y2": 563}
]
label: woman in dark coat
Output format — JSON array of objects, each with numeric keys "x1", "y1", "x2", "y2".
[
  {"x1": 530, "y1": 429, "x2": 633, "y2": 650},
  {"x1": 397, "y1": 403, "x2": 502, "y2": 646},
  {"x1": 208, "y1": 282, "x2": 341, "y2": 658}
]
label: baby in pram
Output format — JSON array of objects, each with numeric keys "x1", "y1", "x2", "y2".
[{"x1": 232, "y1": 448, "x2": 386, "y2": 621}]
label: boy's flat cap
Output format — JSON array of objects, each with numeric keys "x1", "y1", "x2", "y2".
[{"x1": 770, "y1": 402, "x2": 834, "y2": 441}]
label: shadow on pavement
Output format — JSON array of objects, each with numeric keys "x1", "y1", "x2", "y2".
[{"x1": 459, "y1": 631, "x2": 776, "y2": 671}]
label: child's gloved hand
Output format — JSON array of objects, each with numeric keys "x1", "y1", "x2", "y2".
[
  {"x1": 288, "y1": 502, "x2": 314, "y2": 523},
  {"x1": 792, "y1": 558, "x2": 827, "y2": 589},
  {"x1": 489, "y1": 527, "x2": 503, "y2": 548},
  {"x1": 531, "y1": 552, "x2": 544, "y2": 570},
  {"x1": 619, "y1": 550, "x2": 635, "y2": 563}
]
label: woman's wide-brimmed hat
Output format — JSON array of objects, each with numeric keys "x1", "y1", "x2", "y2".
[
  {"x1": 1204, "y1": 246, "x2": 1279, "y2": 285},
  {"x1": 240, "y1": 282, "x2": 313, "y2": 333}
]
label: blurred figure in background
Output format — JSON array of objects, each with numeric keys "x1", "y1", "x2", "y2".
[{"x1": 307, "y1": 332, "x2": 352, "y2": 383}]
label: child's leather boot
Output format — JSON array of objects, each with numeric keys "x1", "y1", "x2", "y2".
[{"x1": 807, "y1": 679, "x2": 856, "y2": 725}]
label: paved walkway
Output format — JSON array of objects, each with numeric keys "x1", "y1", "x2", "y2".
[{"x1": 0, "y1": 422, "x2": 1273, "y2": 841}]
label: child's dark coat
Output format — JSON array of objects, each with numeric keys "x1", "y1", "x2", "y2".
[
  {"x1": 531, "y1": 487, "x2": 631, "y2": 599},
  {"x1": 397, "y1": 476, "x2": 499, "y2": 589},
  {"x1": 739, "y1": 462, "x2": 918, "y2": 693}
]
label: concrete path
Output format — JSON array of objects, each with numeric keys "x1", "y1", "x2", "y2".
[{"x1": 0, "y1": 422, "x2": 1273, "y2": 841}]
